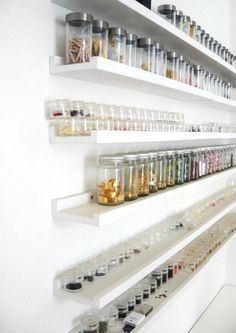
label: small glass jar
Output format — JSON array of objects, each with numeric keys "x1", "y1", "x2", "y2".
[
  {"x1": 185, "y1": 61, "x2": 191, "y2": 85},
  {"x1": 155, "y1": 43, "x2": 165, "y2": 76},
  {"x1": 125, "y1": 33, "x2": 137, "y2": 67},
  {"x1": 115, "y1": 299, "x2": 128, "y2": 320},
  {"x1": 168, "y1": 264, "x2": 174, "y2": 278},
  {"x1": 132, "y1": 287, "x2": 143, "y2": 305},
  {"x1": 175, "y1": 10, "x2": 183, "y2": 30},
  {"x1": 107, "y1": 251, "x2": 119, "y2": 271},
  {"x1": 82, "y1": 263, "x2": 96, "y2": 283},
  {"x1": 124, "y1": 154, "x2": 138, "y2": 201},
  {"x1": 125, "y1": 294, "x2": 136, "y2": 312},
  {"x1": 137, "y1": 38, "x2": 155, "y2": 72},
  {"x1": 66, "y1": 12, "x2": 93, "y2": 64},
  {"x1": 104, "y1": 306, "x2": 118, "y2": 329},
  {"x1": 175, "y1": 150, "x2": 184, "y2": 185},
  {"x1": 137, "y1": 153, "x2": 150, "y2": 197},
  {"x1": 182, "y1": 15, "x2": 190, "y2": 35},
  {"x1": 194, "y1": 65, "x2": 203, "y2": 89},
  {"x1": 92, "y1": 20, "x2": 109, "y2": 58},
  {"x1": 183, "y1": 150, "x2": 191, "y2": 182},
  {"x1": 201, "y1": 29, "x2": 206, "y2": 45},
  {"x1": 166, "y1": 151, "x2": 176, "y2": 187},
  {"x1": 209, "y1": 37, "x2": 214, "y2": 52},
  {"x1": 157, "y1": 152, "x2": 167, "y2": 189},
  {"x1": 205, "y1": 33, "x2": 210, "y2": 49},
  {"x1": 149, "y1": 152, "x2": 158, "y2": 193},
  {"x1": 195, "y1": 25, "x2": 201, "y2": 42},
  {"x1": 97, "y1": 155, "x2": 124, "y2": 206},
  {"x1": 166, "y1": 51, "x2": 179, "y2": 80},
  {"x1": 190, "y1": 20, "x2": 196, "y2": 39},
  {"x1": 162, "y1": 268, "x2": 168, "y2": 283},
  {"x1": 190, "y1": 149, "x2": 199, "y2": 180},
  {"x1": 142, "y1": 282, "x2": 151, "y2": 299},
  {"x1": 80, "y1": 314, "x2": 99, "y2": 333},
  {"x1": 64, "y1": 269, "x2": 84, "y2": 292},
  {"x1": 95, "y1": 260, "x2": 108, "y2": 277},
  {"x1": 179, "y1": 55, "x2": 186, "y2": 83},
  {"x1": 108, "y1": 27, "x2": 126, "y2": 63},
  {"x1": 157, "y1": 4, "x2": 176, "y2": 25},
  {"x1": 151, "y1": 270, "x2": 162, "y2": 288},
  {"x1": 148, "y1": 277, "x2": 157, "y2": 294}
]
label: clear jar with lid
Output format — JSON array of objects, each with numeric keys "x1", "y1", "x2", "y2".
[
  {"x1": 213, "y1": 41, "x2": 219, "y2": 54},
  {"x1": 197, "y1": 148, "x2": 203, "y2": 178},
  {"x1": 157, "y1": 152, "x2": 167, "y2": 189},
  {"x1": 115, "y1": 299, "x2": 128, "y2": 320},
  {"x1": 195, "y1": 25, "x2": 201, "y2": 42},
  {"x1": 175, "y1": 150, "x2": 184, "y2": 185},
  {"x1": 205, "y1": 33, "x2": 210, "y2": 49},
  {"x1": 182, "y1": 15, "x2": 190, "y2": 35},
  {"x1": 201, "y1": 148, "x2": 207, "y2": 177},
  {"x1": 183, "y1": 150, "x2": 191, "y2": 182},
  {"x1": 190, "y1": 20, "x2": 196, "y2": 39},
  {"x1": 209, "y1": 37, "x2": 214, "y2": 52},
  {"x1": 137, "y1": 38, "x2": 155, "y2": 72},
  {"x1": 92, "y1": 20, "x2": 109, "y2": 58},
  {"x1": 104, "y1": 306, "x2": 118, "y2": 329},
  {"x1": 149, "y1": 152, "x2": 158, "y2": 193},
  {"x1": 179, "y1": 55, "x2": 186, "y2": 83},
  {"x1": 157, "y1": 4, "x2": 176, "y2": 25},
  {"x1": 63, "y1": 269, "x2": 84, "y2": 292},
  {"x1": 166, "y1": 51, "x2": 179, "y2": 80},
  {"x1": 97, "y1": 155, "x2": 124, "y2": 205},
  {"x1": 190, "y1": 149, "x2": 199, "y2": 180},
  {"x1": 80, "y1": 314, "x2": 99, "y2": 333},
  {"x1": 218, "y1": 43, "x2": 223, "y2": 57},
  {"x1": 108, "y1": 27, "x2": 126, "y2": 63},
  {"x1": 189, "y1": 63, "x2": 195, "y2": 86},
  {"x1": 125, "y1": 33, "x2": 137, "y2": 66},
  {"x1": 201, "y1": 29, "x2": 206, "y2": 45},
  {"x1": 194, "y1": 65, "x2": 203, "y2": 89},
  {"x1": 137, "y1": 153, "x2": 150, "y2": 196},
  {"x1": 66, "y1": 12, "x2": 93, "y2": 64},
  {"x1": 185, "y1": 61, "x2": 191, "y2": 85},
  {"x1": 166, "y1": 151, "x2": 176, "y2": 186},
  {"x1": 175, "y1": 10, "x2": 183, "y2": 29},
  {"x1": 155, "y1": 43, "x2": 165, "y2": 76},
  {"x1": 124, "y1": 154, "x2": 138, "y2": 201}
]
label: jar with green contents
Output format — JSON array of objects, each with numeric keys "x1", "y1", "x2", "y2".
[
  {"x1": 124, "y1": 154, "x2": 138, "y2": 201},
  {"x1": 183, "y1": 150, "x2": 191, "y2": 182},
  {"x1": 149, "y1": 152, "x2": 158, "y2": 193},
  {"x1": 175, "y1": 150, "x2": 184, "y2": 185},
  {"x1": 137, "y1": 153, "x2": 150, "y2": 196},
  {"x1": 166, "y1": 151, "x2": 176, "y2": 186},
  {"x1": 157, "y1": 152, "x2": 167, "y2": 189}
]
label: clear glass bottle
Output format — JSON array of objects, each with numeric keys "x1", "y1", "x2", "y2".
[
  {"x1": 125, "y1": 33, "x2": 137, "y2": 66},
  {"x1": 149, "y1": 152, "x2": 158, "y2": 193},
  {"x1": 92, "y1": 20, "x2": 109, "y2": 58},
  {"x1": 166, "y1": 151, "x2": 176, "y2": 187},
  {"x1": 190, "y1": 20, "x2": 196, "y2": 39},
  {"x1": 175, "y1": 150, "x2": 184, "y2": 185},
  {"x1": 80, "y1": 314, "x2": 99, "y2": 333},
  {"x1": 157, "y1": 4, "x2": 176, "y2": 25},
  {"x1": 66, "y1": 12, "x2": 93, "y2": 64},
  {"x1": 108, "y1": 27, "x2": 126, "y2": 63},
  {"x1": 137, "y1": 38, "x2": 155, "y2": 72},
  {"x1": 155, "y1": 43, "x2": 165, "y2": 76},
  {"x1": 137, "y1": 153, "x2": 150, "y2": 196},
  {"x1": 97, "y1": 155, "x2": 124, "y2": 205},
  {"x1": 175, "y1": 10, "x2": 183, "y2": 30},
  {"x1": 124, "y1": 154, "x2": 138, "y2": 201},
  {"x1": 166, "y1": 51, "x2": 179, "y2": 80},
  {"x1": 157, "y1": 152, "x2": 167, "y2": 189},
  {"x1": 182, "y1": 15, "x2": 190, "y2": 35}
]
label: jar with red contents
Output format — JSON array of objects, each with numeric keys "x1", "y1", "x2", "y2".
[{"x1": 190, "y1": 149, "x2": 199, "y2": 180}]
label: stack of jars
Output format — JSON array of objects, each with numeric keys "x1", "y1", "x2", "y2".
[
  {"x1": 157, "y1": 4, "x2": 236, "y2": 67},
  {"x1": 97, "y1": 145, "x2": 236, "y2": 206}
]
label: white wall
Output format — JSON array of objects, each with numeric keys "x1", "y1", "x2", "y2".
[{"x1": 0, "y1": 1, "x2": 234, "y2": 333}]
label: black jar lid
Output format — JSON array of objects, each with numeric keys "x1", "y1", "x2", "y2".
[
  {"x1": 190, "y1": 20, "x2": 196, "y2": 26},
  {"x1": 201, "y1": 29, "x2": 206, "y2": 35},
  {"x1": 194, "y1": 64, "x2": 202, "y2": 71},
  {"x1": 183, "y1": 15, "x2": 190, "y2": 22},
  {"x1": 126, "y1": 33, "x2": 137, "y2": 44},
  {"x1": 66, "y1": 12, "x2": 93, "y2": 25},
  {"x1": 137, "y1": 37, "x2": 155, "y2": 47},
  {"x1": 205, "y1": 33, "x2": 210, "y2": 38},
  {"x1": 158, "y1": 4, "x2": 176, "y2": 14},
  {"x1": 109, "y1": 27, "x2": 126, "y2": 36},
  {"x1": 176, "y1": 10, "x2": 183, "y2": 16},
  {"x1": 93, "y1": 19, "x2": 109, "y2": 32},
  {"x1": 167, "y1": 51, "x2": 178, "y2": 59}
]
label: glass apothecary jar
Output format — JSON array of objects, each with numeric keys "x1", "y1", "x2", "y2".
[
  {"x1": 137, "y1": 153, "x2": 150, "y2": 196},
  {"x1": 166, "y1": 51, "x2": 179, "y2": 80},
  {"x1": 195, "y1": 25, "x2": 201, "y2": 42},
  {"x1": 92, "y1": 20, "x2": 109, "y2": 58},
  {"x1": 66, "y1": 12, "x2": 93, "y2": 64},
  {"x1": 125, "y1": 33, "x2": 137, "y2": 66},
  {"x1": 190, "y1": 20, "x2": 196, "y2": 39},
  {"x1": 157, "y1": 152, "x2": 167, "y2": 189},
  {"x1": 115, "y1": 299, "x2": 128, "y2": 320},
  {"x1": 201, "y1": 29, "x2": 206, "y2": 46},
  {"x1": 124, "y1": 154, "x2": 138, "y2": 201},
  {"x1": 194, "y1": 65, "x2": 203, "y2": 89},
  {"x1": 149, "y1": 152, "x2": 158, "y2": 193},
  {"x1": 80, "y1": 314, "x2": 99, "y2": 333},
  {"x1": 183, "y1": 150, "x2": 191, "y2": 182},
  {"x1": 158, "y1": 4, "x2": 176, "y2": 25},
  {"x1": 190, "y1": 149, "x2": 199, "y2": 180},
  {"x1": 108, "y1": 27, "x2": 126, "y2": 63},
  {"x1": 175, "y1": 150, "x2": 184, "y2": 185},
  {"x1": 63, "y1": 269, "x2": 84, "y2": 292},
  {"x1": 175, "y1": 10, "x2": 183, "y2": 29},
  {"x1": 179, "y1": 55, "x2": 186, "y2": 83},
  {"x1": 182, "y1": 15, "x2": 190, "y2": 35},
  {"x1": 166, "y1": 151, "x2": 176, "y2": 187},
  {"x1": 97, "y1": 155, "x2": 124, "y2": 205},
  {"x1": 137, "y1": 38, "x2": 155, "y2": 72},
  {"x1": 155, "y1": 43, "x2": 165, "y2": 76},
  {"x1": 205, "y1": 33, "x2": 210, "y2": 49}
]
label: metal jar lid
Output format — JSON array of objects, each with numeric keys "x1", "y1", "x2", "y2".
[
  {"x1": 93, "y1": 19, "x2": 109, "y2": 31},
  {"x1": 124, "y1": 154, "x2": 138, "y2": 161},
  {"x1": 190, "y1": 20, "x2": 196, "y2": 26},
  {"x1": 99, "y1": 155, "x2": 124, "y2": 162},
  {"x1": 66, "y1": 12, "x2": 93, "y2": 24},
  {"x1": 196, "y1": 25, "x2": 201, "y2": 30},
  {"x1": 158, "y1": 4, "x2": 176, "y2": 14},
  {"x1": 138, "y1": 153, "x2": 150, "y2": 159},
  {"x1": 183, "y1": 15, "x2": 190, "y2": 22},
  {"x1": 176, "y1": 10, "x2": 183, "y2": 17},
  {"x1": 126, "y1": 33, "x2": 137, "y2": 44},
  {"x1": 205, "y1": 33, "x2": 210, "y2": 39},
  {"x1": 167, "y1": 51, "x2": 178, "y2": 59},
  {"x1": 137, "y1": 37, "x2": 155, "y2": 47},
  {"x1": 157, "y1": 151, "x2": 166, "y2": 157},
  {"x1": 109, "y1": 27, "x2": 126, "y2": 36},
  {"x1": 156, "y1": 42, "x2": 164, "y2": 51},
  {"x1": 179, "y1": 54, "x2": 186, "y2": 62},
  {"x1": 201, "y1": 29, "x2": 206, "y2": 35},
  {"x1": 194, "y1": 64, "x2": 201, "y2": 71}
]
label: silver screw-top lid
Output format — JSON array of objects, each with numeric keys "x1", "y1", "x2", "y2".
[
  {"x1": 137, "y1": 37, "x2": 155, "y2": 47},
  {"x1": 126, "y1": 33, "x2": 137, "y2": 44},
  {"x1": 66, "y1": 12, "x2": 93, "y2": 24},
  {"x1": 167, "y1": 51, "x2": 178, "y2": 58},
  {"x1": 93, "y1": 19, "x2": 109, "y2": 30},
  {"x1": 183, "y1": 15, "x2": 190, "y2": 22},
  {"x1": 124, "y1": 154, "x2": 138, "y2": 161},
  {"x1": 156, "y1": 42, "x2": 165, "y2": 50},
  {"x1": 109, "y1": 27, "x2": 126, "y2": 36},
  {"x1": 190, "y1": 20, "x2": 196, "y2": 26},
  {"x1": 158, "y1": 4, "x2": 176, "y2": 13},
  {"x1": 176, "y1": 10, "x2": 183, "y2": 16}
]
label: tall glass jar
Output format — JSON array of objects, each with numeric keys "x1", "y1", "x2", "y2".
[
  {"x1": 209, "y1": 37, "x2": 214, "y2": 52},
  {"x1": 201, "y1": 29, "x2": 206, "y2": 46},
  {"x1": 108, "y1": 27, "x2": 126, "y2": 63},
  {"x1": 157, "y1": 4, "x2": 176, "y2": 25},
  {"x1": 125, "y1": 33, "x2": 137, "y2": 67},
  {"x1": 66, "y1": 12, "x2": 93, "y2": 64},
  {"x1": 175, "y1": 150, "x2": 184, "y2": 185},
  {"x1": 190, "y1": 20, "x2": 196, "y2": 39},
  {"x1": 205, "y1": 33, "x2": 210, "y2": 49},
  {"x1": 166, "y1": 151, "x2": 176, "y2": 187},
  {"x1": 194, "y1": 65, "x2": 203, "y2": 89},
  {"x1": 201, "y1": 148, "x2": 207, "y2": 177},
  {"x1": 179, "y1": 55, "x2": 186, "y2": 83},
  {"x1": 195, "y1": 25, "x2": 201, "y2": 42},
  {"x1": 149, "y1": 152, "x2": 158, "y2": 193},
  {"x1": 190, "y1": 149, "x2": 199, "y2": 180},
  {"x1": 183, "y1": 150, "x2": 191, "y2": 182},
  {"x1": 166, "y1": 51, "x2": 179, "y2": 80},
  {"x1": 137, "y1": 38, "x2": 155, "y2": 72},
  {"x1": 137, "y1": 154, "x2": 150, "y2": 196},
  {"x1": 92, "y1": 20, "x2": 109, "y2": 58},
  {"x1": 124, "y1": 154, "x2": 138, "y2": 201},
  {"x1": 155, "y1": 43, "x2": 165, "y2": 76},
  {"x1": 175, "y1": 10, "x2": 183, "y2": 30},
  {"x1": 97, "y1": 156, "x2": 124, "y2": 205},
  {"x1": 157, "y1": 152, "x2": 167, "y2": 189},
  {"x1": 182, "y1": 15, "x2": 190, "y2": 35}
]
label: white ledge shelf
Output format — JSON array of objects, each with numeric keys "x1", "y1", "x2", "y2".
[
  {"x1": 52, "y1": 168, "x2": 236, "y2": 227},
  {"x1": 51, "y1": 0, "x2": 236, "y2": 84},
  {"x1": 49, "y1": 127, "x2": 236, "y2": 144},
  {"x1": 50, "y1": 57, "x2": 236, "y2": 112},
  {"x1": 54, "y1": 206, "x2": 236, "y2": 309}
]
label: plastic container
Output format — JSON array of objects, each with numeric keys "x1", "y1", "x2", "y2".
[
  {"x1": 124, "y1": 154, "x2": 138, "y2": 201},
  {"x1": 125, "y1": 33, "x2": 137, "y2": 66},
  {"x1": 137, "y1": 38, "x2": 155, "y2": 72},
  {"x1": 108, "y1": 27, "x2": 126, "y2": 63},
  {"x1": 92, "y1": 20, "x2": 109, "y2": 58}
]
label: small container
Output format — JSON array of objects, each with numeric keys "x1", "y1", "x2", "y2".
[
  {"x1": 132, "y1": 288, "x2": 143, "y2": 305},
  {"x1": 194, "y1": 65, "x2": 203, "y2": 89},
  {"x1": 205, "y1": 33, "x2": 210, "y2": 48},
  {"x1": 97, "y1": 155, "x2": 124, "y2": 206},
  {"x1": 137, "y1": 38, "x2": 155, "y2": 72},
  {"x1": 155, "y1": 43, "x2": 165, "y2": 75},
  {"x1": 66, "y1": 12, "x2": 93, "y2": 64},
  {"x1": 92, "y1": 20, "x2": 109, "y2": 58},
  {"x1": 168, "y1": 264, "x2": 174, "y2": 278},
  {"x1": 104, "y1": 306, "x2": 118, "y2": 328},
  {"x1": 175, "y1": 150, "x2": 184, "y2": 185},
  {"x1": 190, "y1": 149, "x2": 199, "y2": 180},
  {"x1": 162, "y1": 268, "x2": 168, "y2": 283},
  {"x1": 137, "y1": 153, "x2": 150, "y2": 196},
  {"x1": 195, "y1": 25, "x2": 201, "y2": 42},
  {"x1": 166, "y1": 51, "x2": 179, "y2": 80},
  {"x1": 83, "y1": 264, "x2": 96, "y2": 283},
  {"x1": 149, "y1": 152, "x2": 158, "y2": 193},
  {"x1": 209, "y1": 37, "x2": 215, "y2": 52},
  {"x1": 158, "y1": 4, "x2": 177, "y2": 25},
  {"x1": 125, "y1": 33, "x2": 137, "y2": 66},
  {"x1": 157, "y1": 152, "x2": 167, "y2": 189},
  {"x1": 107, "y1": 251, "x2": 119, "y2": 270},
  {"x1": 183, "y1": 150, "x2": 191, "y2": 182},
  {"x1": 108, "y1": 27, "x2": 126, "y2": 63},
  {"x1": 95, "y1": 261, "x2": 108, "y2": 277},
  {"x1": 182, "y1": 15, "x2": 190, "y2": 35},
  {"x1": 80, "y1": 314, "x2": 99, "y2": 333},
  {"x1": 148, "y1": 277, "x2": 157, "y2": 294},
  {"x1": 175, "y1": 10, "x2": 183, "y2": 30},
  {"x1": 190, "y1": 20, "x2": 196, "y2": 39},
  {"x1": 151, "y1": 270, "x2": 162, "y2": 288},
  {"x1": 115, "y1": 299, "x2": 128, "y2": 319},
  {"x1": 142, "y1": 283, "x2": 151, "y2": 299},
  {"x1": 124, "y1": 154, "x2": 138, "y2": 201},
  {"x1": 201, "y1": 29, "x2": 206, "y2": 45},
  {"x1": 64, "y1": 269, "x2": 84, "y2": 292},
  {"x1": 125, "y1": 294, "x2": 136, "y2": 311},
  {"x1": 179, "y1": 55, "x2": 186, "y2": 83},
  {"x1": 166, "y1": 151, "x2": 176, "y2": 187}
]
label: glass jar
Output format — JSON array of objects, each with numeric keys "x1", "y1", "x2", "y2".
[
  {"x1": 125, "y1": 294, "x2": 136, "y2": 312},
  {"x1": 97, "y1": 155, "x2": 124, "y2": 206},
  {"x1": 137, "y1": 153, "x2": 150, "y2": 196},
  {"x1": 209, "y1": 37, "x2": 214, "y2": 52},
  {"x1": 95, "y1": 258, "x2": 108, "y2": 277},
  {"x1": 92, "y1": 20, "x2": 109, "y2": 58},
  {"x1": 64, "y1": 269, "x2": 84, "y2": 292},
  {"x1": 157, "y1": 152, "x2": 167, "y2": 189},
  {"x1": 149, "y1": 152, "x2": 158, "y2": 193},
  {"x1": 137, "y1": 38, "x2": 155, "y2": 72},
  {"x1": 205, "y1": 33, "x2": 210, "y2": 49},
  {"x1": 166, "y1": 51, "x2": 179, "y2": 80},
  {"x1": 201, "y1": 148, "x2": 207, "y2": 177},
  {"x1": 108, "y1": 27, "x2": 126, "y2": 63},
  {"x1": 166, "y1": 151, "x2": 176, "y2": 187},
  {"x1": 179, "y1": 55, "x2": 186, "y2": 83},
  {"x1": 185, "y1": 61, "x2": 191, "y2": 85},
  {"x1": 155, "y1": 43, "x2": 165, "y2": 76},
  {"x1": 82, "y1": 263, "x2": 96, "y2": 283},
  {"x1": 189, "y1": 63, "x2": 195, "y2": 86},
  {"x1": 175, "y1": 150, "x2": 184, "y2": 185},
  {"x1": 175, "y1": 10, "x2": 183, "y2": 30},
  {"x1": 157, "y1": 4, "x2": 176, "y2": 25},
  {"x1": 66, "y1": 12, "x2": 93, "y2": 64},
  {"x1": 194, "y1": 65, "x2": 203, "y2": 89},
  {"x1": 213, "y1": 41, "x2": 219, "y2": 54},
  {"x1": 142, "y1": 282, "x2": 151, "y2": 299},
  {"x1": 115, "y1": 299, "x2": 128, "y2": 320},
  {"x1": 124, "y1": 154, "x2": 138, "y2": 201},
  {"x1": 162, "y1": 268, "x2": 168, "y2": 283},
  {"x1": 182, "y1": 15, "x2": 190, "y2": 35},
  {"x1": 183, "y1": 150, "x2": 191, "y2": 182},
  {"x1": 80, "y1": 314, "x2": 99, "y2": 333},
  {"x1": 190, "y1": 149, "x2": 199, "y2": 180},
  {"x1": 104, "y1": 306, "x2": 118, "y2": 329},
  {"x1": 201, "y1": 29, "x2": 206, "y2": 45},
  {"x1": 132, "y1": 287, "x2": 143, "y2": 305},
  {"x1": 125, "y1": 33, "x2": 137, "y2": 66},
  {"x1": 195, "y1": 25, "x2": 201, "y2": 42},
  {"x1": 190, "y1": 20, "x2": 196, "y2": 39}
]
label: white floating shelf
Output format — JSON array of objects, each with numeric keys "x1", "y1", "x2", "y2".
[
  {"x1": 52, "y1": 168, "x2": 236, "y2": 227},
  {"x1": 51, "y1": 0, "x2": 236, "y2": 84},
  {"x1": 50, "y1": 57, "x2": 236, "y2": 112},
  {"x1": 54, "y1": 206, "x2": 236, "y2": 309},
  {"x1": 49, "y1": 127, "x2": 236, "y2": 144}
]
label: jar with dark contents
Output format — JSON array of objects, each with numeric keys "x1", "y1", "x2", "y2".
[
  {"x1": 166, "y1": 151, "x2": 176, "y2": 186},
  {"x1": 137, "y1": 153, "x2": 150, "y2": 196},
  {"x1": 64, "y1": 269, "x2": 84, "y2": 292},
  {"x1": 157, "y1": 152, "x2": 167, "y2": 189},
  {"x1": 124, "y1": 154, "x2": 138, "y2": 201},
  {"x1": 142, "y1": 283, "x2": 151, "y2": 299},
  {"x1": 175, "y1": 150, "x2": 184, "y2": 185},
  {"x1": 92, "y1": 20, "x2": 109, "y2": 58},
  {"x1": 149, "y1": 152, "x2": 158, "y2": 193},
  {"x1": 168, "y1": 264, "x2": 174, "y2": 278},
  {"x1": 190, "y1": 149, "x2": 199, "y2": 180},
  {"x1": 115, "y1": 299, "x2": 128, "y2": 320},
  {"x1": 151, "y1": 270, "x2": 162, "y2": 288},
  {"x1": 183, "y1": 150, "x2": 191, "y2": 182},
  {"x1": 95, "y1": 260, "x2": 108, "y2": 277},
  {"x1": 157, "y1": 4, "x2": 177, "y2": 25},
  {"x1": 125, "y1": 294, "x2": 136, "y2": 312},
  {"x1": 148, "y1": 277, "x2": 157, "y2": 294},
  {"x1": 80, "y1": 314, "x2": 99, "y2": 333},
  {"x1": 132, "y1": 288, "x2": 143, "y2": 305},
  {"x1": 83, "y1": 264, "x2": 96, "y2": 283},
  {"x1": 162, "y1": 268, "x2": 168, "y2": 283}
]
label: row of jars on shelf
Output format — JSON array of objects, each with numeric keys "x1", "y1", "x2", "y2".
[
  {"x1": 97, "y1": 145, "x2": 236, "y2": 206},
  {"x1": 65, "y1": 13, "x2": 232, "y2": 99},
  {"x1": 157, "y1": 4, "x2": 236, "y2": 66}
]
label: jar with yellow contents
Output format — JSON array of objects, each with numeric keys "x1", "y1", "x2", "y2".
[
  {"x1": 137, "y1": 153, "x2": 150, "y2": 197},
  {"x1": 157, "y1": 152, "x2": 167, "y2": 189},
  {"x1": 124, "y1": 154, "x2": 138, "y2": 201}
]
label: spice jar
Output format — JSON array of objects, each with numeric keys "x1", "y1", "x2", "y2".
[
  {"x1": 132, "y1": 288, "x2": 143, "y2": 305},
  {"x1": 175, "y1": 10, "x2": 183, "y2": 30},
  {"x1": 209, "y1": 37, "x2": 214, "y2": 52},
  {"x1": 108, "y1": 27, "x2": 126, "y2": 63},
  {"x1": 149, "y1": 152, "x2": 158, "y2": 193},
  {"x1": 125, "y1": 33, "x2": 137, "y2": 67},
  {"x1": 157, "y1": 152, "x2": 167, "y2": 189},
  {"x1": 166, "y1": 51, "x2": 179, "y2": 80},
  {"x1": 82, "y1": 263, "x2": 96, "y2": 283},
  {"x1": 66, "y1": 12, "x2": 93, "y2": 64},
  {"x1": 175, "y1": 150, "x2": 184, "y2": 185},
  {"x1": 155, "y1": 43, "x2": 165, "y2": 75},
  {"x1": 195, "y1": 25, "x2": 201, "y2": 42},
  {"x1": 104, "y1": 306, "x2": 118, "y2": 328},
  {"x1": 162, "y1": 268, "x2": 168, "y2": 283},
  {"x1": 157, "y1": 4, "x2": 176, "y2": 25},
  {"x1": 190, "y1": 20, "x2": 196, "y2": 39},
  {"x1": 190, "y1": 149, "x2": 199, "y2": 180},
  {"x1": 142, "y1": 283, "x2": 151, "y2": 299},
  {"x1": 125, "y1": 294, "x2": 136, "y2": 311},
  {"x1": 64, "y1": 269, "x2": 84, "y2": 292},
  {"x1": 124, "y1": 154, "x2": 138, "y2": 201},
  {"x1": 115, "y1": 299, "x2": 128, "y2": 320},
  {"x1": 166, "y1": 151, "x2": 176, "y2": 187},
  {"x1": 201, "y1": 29, "x2": 206, "y2": 46},
  {"x1": 80, "y1": 314, "x2": 99, "y2": 333},
  {"x1": 151, "y1": 270, "x2": 162, "y2": 288},
  {"x1": 92, "y1": 20, "x2": 109, "y2": 58},
  {"x1": 182, "y1": 15, "x2": 190, "y2": 35},
  {"x1": 194, "y1": 65, "x2": 203, "y2": 89},
  {"x1": 179, "y1": 55, "x2": 186, "y2": 83},
  {"x1": 137, "y1": 38, "x2": 155, "y2": 72},
  {"x1": 97, "y1": 155, "x2": 124, "y2": 206},
  {"x1": 137, "y1": 153, "x2": 150, "y2": 196},
  {"x1": 205, "y1": 33, "x2": 210, "y2": 49}
]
